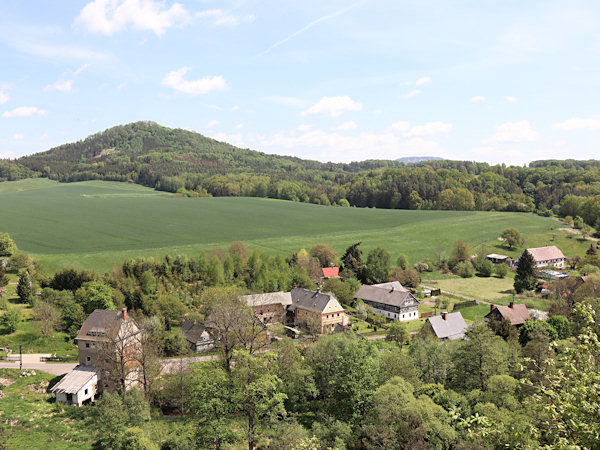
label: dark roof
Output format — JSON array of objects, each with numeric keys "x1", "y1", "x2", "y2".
[
  {"x1": 428, "y1": 312, "x2": 468, "y2": 340},
  {"x1": 75, "y1": 309, "x2": 130, "y2": 342},
  {"x1": 355, "y1": 284, "x2": 418, "y2": 308},
  {"x1": 485, "y1": 304, "x2": 530, "y2": 325},
  {"x1": 291, "y1": 287, "x2": 343, "y2": 314},
  {"x1": 181, "y1": 320, "x2": 211, "y2": 343}
]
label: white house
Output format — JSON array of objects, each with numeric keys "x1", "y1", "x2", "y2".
[
  {"x1": 355, "y1": 281, "x2": 419, "y2": 321},
  {"x1": 526, "y1": 246, "x2": 566, "y2": 269}
]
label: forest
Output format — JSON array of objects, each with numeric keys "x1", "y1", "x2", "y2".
[{"x1": 1, "y1": 121, "x2": 599, "y2": 225}]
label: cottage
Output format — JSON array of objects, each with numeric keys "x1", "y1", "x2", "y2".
[
  {"x1": 485, "y1": 302, "x2": 530, "y2": 327},
  {"x1": 241, "y1": 291, "x2": 292, "y2": 324},
  {"x1": 53, "y1": 308, "x2": 140, "y2": 405},
  {"x1": 427, "y1": 312, "x2": 468, "y2": 341},
  {"x1": 290, "y1": 287, "x2": 347, "y2": 333},
  {"x1": 50, "y1": 365, "x2": 99, "y2": 406},
  {"x1": 526, "y1": 245, "x2": 566, "y2": 269},
  {"x1": 181, "y1": 320, "x2": 214, "y2": 352},
  {"x1": 355, "y1": 281, "x2": 419, "y2": 321}
]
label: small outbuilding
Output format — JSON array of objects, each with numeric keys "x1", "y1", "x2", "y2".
[
  {"x1": 181, "y1": 320, "x2": 215, "y2": 352},
  {"x1": 427, "y1": 312, "x2": 468, "y2": 341},
  {"x1": 50, "y1": 365, "x2": 99, "y2": 406},
  {"x1": 487, "y1": 254, "x2": 509, "y2": 264}
]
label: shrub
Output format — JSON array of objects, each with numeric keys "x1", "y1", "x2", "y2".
[{"x1": 455, "y1": 261, "x2": 475, "y2": 278}]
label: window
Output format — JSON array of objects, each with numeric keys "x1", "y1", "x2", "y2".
[
  {"x1": 85, "y1": 343, "x2": 89, "y2": 348},
  {"x1": 84, "y1": 388, "x2": 88, "y2": 396},
  {"x1": 86, "y1": 356, "x2": 91, "y2": 363}
]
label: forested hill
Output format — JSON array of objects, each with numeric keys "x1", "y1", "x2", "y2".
[{"x1": 3, "y1": 121, "x2": 600, "y2": 225}]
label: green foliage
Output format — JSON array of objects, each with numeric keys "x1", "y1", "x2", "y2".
[
  {"x1": 518, "y1": 320, "x2": 558, "y2": 346},
  {"x1": 396, "y1": 253, "x2": 408, "y2": 270},
  {"x1": 387, "y1": 320, "x2": 408, "y2": 344},
  {"x1": 0, "y1": 233, "x2": 17, "y2": 257},
  {"x1": 16, "y1": 270, "x2": 33, "y2": 303},
  {"x1": 322, "y1": 278, "x2": 356, "y2": 306},
  {"x1": 363, "y1": 247, "x2": 391, "y2": 284},
  {"x1": 0, "y1": 308, "x2": 20, "y2": 333},
  {"x1": 75, "y1": 281, "x2": 115, "y2": 313},
  {"x1": 449, "y1": 240, "x2": 470, "y2": 269},
  {"x1": 455, "y1": 260, "x2": 475, "y2": 278},
  {"x1": 500, "y1": 227, "x2": 524, "y2": 249},
  {"x1": 472, "y1": 255, "x2": 494, "y2": 277},
  {"x1": 514, "y1": 250, "x2": 536, "y2": 293},
  {"x1": 309, "y1": 243, "x2": 338, "y2": 267},
  {"x1": 547, "y1": 314, "x2": 571, "y2": 339},
  {"x1": 340, "y1": 242, "x2": 363, "y2": 278},
  {"x1": 495, "y1": 263, "x2": 508, "y2": 278},
  {"x1": 409, "y1": 338, "x2": 453, "y2": 385}
]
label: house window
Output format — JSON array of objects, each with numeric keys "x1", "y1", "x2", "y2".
[
  {"x1": 84, "y1": 388, "x2": 88, "y2": 396},
  {"x1": 85, "y1": 343, "x2": 90, "y2": 348},
  {"x1": 86, "y1": 356, "x2": 91, "y2": 363}
]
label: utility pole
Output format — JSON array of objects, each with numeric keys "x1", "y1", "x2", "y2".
[{"x1": 19, "y1": 344, "x2": 22, "y2": 370}]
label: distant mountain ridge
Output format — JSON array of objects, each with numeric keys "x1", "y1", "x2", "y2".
[{"x1": 396, "y1": 156, "x2": 444, "y2": 163}]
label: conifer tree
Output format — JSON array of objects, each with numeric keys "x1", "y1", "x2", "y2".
[{"x1": 514, "y1": 250, "x2": 536, "y2": 293}]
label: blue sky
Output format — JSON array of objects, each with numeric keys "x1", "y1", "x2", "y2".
[{"x1": 1, "y1": 0, "x2": 600, "y2": 164}]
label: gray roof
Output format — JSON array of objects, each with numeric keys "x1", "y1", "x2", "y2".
[
  {"x1": 51, "y1": 365, "x2": 98, "y2": 394},
  {"x1": 181, "y1": 320, "x2": 211, "y2": 343},
  {"x1": 428, "y1": 312, "x2": 468, "y2": 340},
  {"x1": 355, "y1": 284, "x2": 418, "y2": 308},
  {"x1": 372, "y1": 281, "x2": 408, "y2": 292},
  {"x1": 526, "y1": 245, "x2": 565, "y2": 262},
  {"x1": 241, "y1": 291, "x2": 292, "y2": 307},
  {"x1": 290, "y1": 287, "x2": 343, "y2": 314},
  {"x1": 76, "y1": 309, "x2": 126, "y2": 342}
]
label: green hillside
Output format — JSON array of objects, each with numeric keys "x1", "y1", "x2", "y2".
[{"x1": 0, "y1": 179, "x2": 564, "y2": 273}]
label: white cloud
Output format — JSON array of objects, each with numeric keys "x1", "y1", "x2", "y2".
[
  {"x1": 12, "y1": 134, "x2": 24, "y2": 140},
  {"x1": 197, "y1": 9, "x2": 255, "y2": 27},
  {"x1": 75, "y1": 0, "x2": 189, "y2": 36},
  {"x1": 332, "y1": 120, "x2": 357, "y2": 131},
  {"x1": 300, "y1": 96, "x2": 362, "y2": 117},
  {"x1": 296, "y1": 124, "x2": 312, "y2": 132},
  {"x1": 0, "y1": 91, "x2": 9, "y2": 104},
  {"x1": 506, "y1": 96, "x2": 518, "y2": 103},
  {"x1": 490, "y1": 120, "x2": 538, "y2": 143},
  {"x1": 117, "y1": 83, "x2": 127, "y2": 90},
  {"x1": 40, "y1": 133, "x2": 49, "y2": 140},
  {"x1": 390, "y1": 121, "x2": 452, "y2": 137},
  {"x1": 45, "y1": 79, "x2": 73, "y2": 92},
  {"x1": 161, "y1": 68, "x2": 228, "y2": 95},
  {"x1": 405, "y1": 76, "x2": 432, "y2": 86},
  {"x1": 553, "y1": 115, "x2": 600, "y2": 131},
  {"x1": 404, "y1": 90, "x2": 421, "y2": 99},
  {"x1": 74, "y1": 64, "x2": 90, "y2": 76},
  {"x1": 231, "y1": 105, "x2": 239, "y2": 111},
  {"x1": 2, "y1": 106, "x2": 48, "y2": 118},
  {"x1": 207, "y1": 104, "x2": 222, "y2": 110},
  {"x1": 206, "y1": 120, "x2": 219, "y2": 128},
  {"x1": 264, "y1": 96, "x2": 310, "y2": 108},
  {"x1": 372, "y1": 109, "x2": 383, "y2": 115},
  {"x1": 471, "y1": 95, "x2": 485, "y2": 102},
  {"x1": 235, "y1": 123, "x2": 244, "y2": 130},
  {"x1": 553, "y1": 140, "x2": 566, "y2": 146}
]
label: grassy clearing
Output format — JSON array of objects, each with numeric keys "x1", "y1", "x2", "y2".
[
  {"x1": 0, "y1": 180, "x2": 560, "y2": 273},
  {"x1": 458, "y1": 304, "x2": 492, "y2": 323},
  {"x1": 425, "y1": 274, "x2": 516, "y2": 302}
]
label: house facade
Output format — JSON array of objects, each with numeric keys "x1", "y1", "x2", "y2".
[
  {"x1": 484, "y1": 302, "x2": 530, "y2": 327},
  {"x1": 241, "y1": 291, "x2": 292, "y2": 324},
  {"x1": 290, "y1": 287, "x2": 347, "y2": 333},
  {"x1": 355, "y1": 282, "x2": 419, "y2": 321},
  {"x1": 526, "y1": 245, "x2": 566, "y2": 269}
]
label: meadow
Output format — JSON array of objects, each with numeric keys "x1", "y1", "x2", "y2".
[{"x1": 0, "y1": 179, "x2": 564, "y2": 273}]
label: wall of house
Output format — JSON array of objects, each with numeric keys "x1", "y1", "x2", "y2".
[
  {"x1": 73, "y1": 376, "x2": 98, "y2": 406},
  {"x1": 372, "y1": 306, "x2": 419, "y2": 321},
  {"x1": 252, "y1": 304, "x2": 286, "y2": 324},
  {"x1": 77, "y1": 340, "x2": 104, "y2": 366},
  {"x1": 535, "y1": 258, "x2": 565, "y2": 269}
]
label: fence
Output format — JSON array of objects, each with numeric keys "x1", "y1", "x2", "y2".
[{"x1": 452, "y1": 300, "x2": 478, "y2": 310}]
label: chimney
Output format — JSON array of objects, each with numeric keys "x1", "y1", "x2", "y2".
[
  {"x1": 442, "y1": 312, "x2": 448, "y2": 320},
  {"x1": 122, "y1": 308, "x2": 128, "y2": 321},
  {"x1": 390, "y1": 287, "x2": 394, "y2": 292},
  {"x1": 317, "y1": 287, "x2": 321, "y2": 294},
  {"x1": 490, "y1": 304, "x2": 494, "y2": 312},
  {"x1": 509, "y1": 302, "x2": 514, "y2": 309}
]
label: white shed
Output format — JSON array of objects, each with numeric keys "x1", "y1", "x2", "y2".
[{"x1": 51, "y1": 365, "x2": 99, "y2": 406}]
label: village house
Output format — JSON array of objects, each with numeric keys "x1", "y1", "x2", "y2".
[
  {"x1": 486, "y1": 253, "x2": 510, "y2": 264},
  {"x1": 426, "y1": 312, "x2": 468, "y2": 341},
  {"x1": 526, "y1": 245, "x2": 566, "y2": 269},
  {"x1": 355, "y1": 281, "x2": 419, "y2": 321},
  {"x1": 321, "y1": 267, "x2": 340, "y2": 279},
  {"x1": 484, "y1": 302, "x2": 530, "y2": 327},
  {"x1": 241, "y1": 291, "x2": 292, "y2": 324},
  {"x1": 289, "y1": 287, "x2": 347, "y2": 333},
  {"x1": 181, "y1": 320, "x2": 214, "y2": 352},
  {"x1": 51, "y1": 308, "x2": 140, "y2": 406}
]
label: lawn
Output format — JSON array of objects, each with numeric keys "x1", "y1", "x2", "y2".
[
  {"x1": 424, "y1": 274, "x2": 516, "y2": 302},
  {"x1": 0, "y1": 179, "x2": 560, "y2": 273}
]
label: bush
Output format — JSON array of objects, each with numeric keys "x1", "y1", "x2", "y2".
[
  {"x1": 455, "y1": 261, "x2": 475, "y2": 278},
  {"x1": 547, "y1": 315, "x2": 571, "y2": 339},
  {"x1": 519, "y1": 320, "x2": 558, "y2": 346},
  {"x1": 495, "y1": 263, "x2": 509, "y2": 278}
]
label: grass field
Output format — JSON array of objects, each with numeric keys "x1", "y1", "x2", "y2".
[{"x1": 0, "y1": 179, "x2": 569, "y2": 273}]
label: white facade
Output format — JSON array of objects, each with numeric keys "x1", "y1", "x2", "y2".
[
  {"x1": 372, "y1": 306, "x2": 419, "y2": 321},
  {"x1": 54, "y1": 373, "x2": 98, "y2": 407}
]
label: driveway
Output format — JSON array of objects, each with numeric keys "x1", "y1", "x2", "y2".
[{"x1": 0, "y1": 361, "x2": 77, "y2": 376}]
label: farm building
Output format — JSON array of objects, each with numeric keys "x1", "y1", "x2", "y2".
[
  {"x1": 487, "y1": 253, "x2": 509, "y2": 264},
  {"x1": 50, "y1": 365, "x2": 99, "y2": 407},
  {"x1": 289, "y1": 287, "x2": 348, "y2": 333},
  {"x1": 355, "y1": 281, "x2": 419, "y2": 321},
  {"x1": 241, "y1": 291, "x2": 292, "y2": 324}
]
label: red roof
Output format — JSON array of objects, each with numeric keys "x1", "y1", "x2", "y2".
[{"x1": 322, "y1": 267, "x2": 339, "y2": 278}]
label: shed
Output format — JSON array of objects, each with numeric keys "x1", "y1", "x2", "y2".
[{"x1": 51, "y1": 365, "x2": 99, "y2": 406}]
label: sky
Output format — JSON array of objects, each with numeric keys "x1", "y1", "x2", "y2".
[{"x1": 1, "y1": 0, "x2": 600, "y2": 165}]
